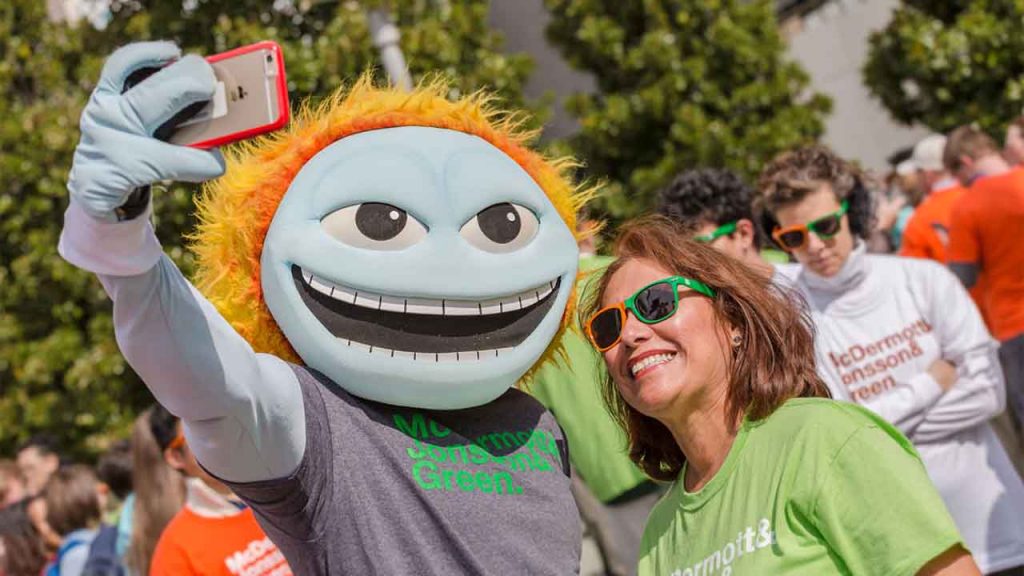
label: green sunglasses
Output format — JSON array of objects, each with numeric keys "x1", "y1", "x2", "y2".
[
  {"x1": 771, "y1": 200, "x2": 849, "y2": 251},
  {"x1": 694, "y1": 221, "x2": 737, "y2": 243},
  {"x1": 586, "y1": 276, "x2": 715, "y2": 351}
]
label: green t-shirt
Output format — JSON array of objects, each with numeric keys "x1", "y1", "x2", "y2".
[
  {"x1": 639, "y1": 398, "x2": 963, "y2": 576},
  {"x1": 760, "y1": 248, "x2": 790, "y2": 264},
  {"x1": 529, "y1": 255, "x2": 649, "y2": 502}
]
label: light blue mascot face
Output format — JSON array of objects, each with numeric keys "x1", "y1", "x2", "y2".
[{"x1": 261, "y1": 127, "x2": 578, "y2": 409}]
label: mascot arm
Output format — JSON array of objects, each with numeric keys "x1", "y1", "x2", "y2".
[
  {"x1": 96, "y1": 257, "x2": 306, "y2": 483},
  {"x1": 58, "y1": 41, "x2": 306, "y2": 483}
]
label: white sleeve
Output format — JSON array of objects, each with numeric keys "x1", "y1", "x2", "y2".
[
  {"x1": 912, "y1": 263, "x2": 1004, "y2": 444},
  {"x1": 789, "y1": 268, "x2": 942, "y2": 432},
  {"x1": 59, "y1": 200, "x2": 306, "y2": 483},
  {"x1": 848, "y1": 373, "x2": 944, "y2": 435}
]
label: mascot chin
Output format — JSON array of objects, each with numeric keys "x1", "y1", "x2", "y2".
[{"x1": 59, "y1": 41, "x2": 592, "y2": 575}]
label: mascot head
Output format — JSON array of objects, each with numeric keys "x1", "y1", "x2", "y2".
[{"x1": 191, "y1": 76, "x2": 593, "y2": 409}]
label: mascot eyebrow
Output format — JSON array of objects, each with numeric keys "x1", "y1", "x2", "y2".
[{"x1": 190, "y1": 74, "x2": 596, "y2": 381}]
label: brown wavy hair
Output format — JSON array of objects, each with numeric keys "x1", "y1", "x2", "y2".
[
  {"x1": 42, "y1": 465, "x2": 101, "y2": 536},
  {"x1": 127, "y1": 407, "x2": 185, "y2": 575},
  {"x1": 944, "y1": 125, "x2": 999, "y2": 171},
  {"x1": 0, "y1": 499, "x2": 48, "y2": 576},
  {"x1": 756, "y1": 144, "x2": 875, "y2": 241},
  {"x1": 581, "y1": 215, "x2": 829, "y2": 481}
]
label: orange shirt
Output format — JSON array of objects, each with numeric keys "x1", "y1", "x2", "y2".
[
  {"x1": 150, "y1": 507, "x2": 292, "y2": 576},
  {"x1": 948, "y1": 168, "x2": 1024, "y2": 341},
  {"x1": 900, "y1": 183, "x2": 989, "y2": 323},
  {"x1": 900, "y1": 183, "x2": 965, "y2": 262}
]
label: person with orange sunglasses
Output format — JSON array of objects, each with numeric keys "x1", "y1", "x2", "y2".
[
  {"x1": 581, "y1": 215, "x2": 981, "y2": 575},
  {"x1": 758, "y1": 145, "x2": 1024, "y2": 575},
  {"x1": 147, "y1": 405, "x2": 293, "y2": 576}
]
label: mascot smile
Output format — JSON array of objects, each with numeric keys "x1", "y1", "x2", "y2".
[{"x1": 192, "y1": 79, "x2": 585, "y2": 408}]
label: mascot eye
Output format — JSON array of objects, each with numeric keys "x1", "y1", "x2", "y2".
[
  {"x1": 321, "y1": 203, "x2": 427, "y2": 250},
  {"x1": 460, "y1": 203, "x2": 539, "y2": 253}
]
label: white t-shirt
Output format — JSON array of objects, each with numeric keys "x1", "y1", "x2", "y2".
[{"x1": 778, "y1": 243, "x2": 1024, "y2": 572}]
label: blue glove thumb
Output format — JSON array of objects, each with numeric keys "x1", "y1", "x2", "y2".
[{"x1": 68, "y1": 41, "x2": 226, "y2": 222}]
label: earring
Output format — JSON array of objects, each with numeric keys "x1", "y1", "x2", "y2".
[{"x1": 731, "y1": 334, "x2": 742, "y2": 347}]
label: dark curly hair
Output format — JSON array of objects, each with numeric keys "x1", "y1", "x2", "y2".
[
  {"x1": 657, "y1": 168, "x2": 763, "y2": 248},
  {"x1": 756, "y1": 145, "x2": 874, "y2": 244}
]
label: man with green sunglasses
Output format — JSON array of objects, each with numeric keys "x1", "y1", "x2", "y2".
[{"x1": 658, "y1": 169, "x2": 787, "y2": 278}]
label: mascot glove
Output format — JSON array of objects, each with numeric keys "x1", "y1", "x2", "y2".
[
  {"x1": 68, "y1": 41, "x2": 225, "y2": 222},
  {"x1": 61, "y1": 42, "x2": 226, "y2": 277}
]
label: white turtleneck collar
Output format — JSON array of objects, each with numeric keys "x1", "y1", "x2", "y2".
[
  {"x1": 185, "y1": 477, "x2": 246, "y2": 519},
  {"x1": 801, "y1": 240, "x2": 868, "y2": 296},
  {"x1": 794, "y1": 240, "x2": 890, "y2": 317}
]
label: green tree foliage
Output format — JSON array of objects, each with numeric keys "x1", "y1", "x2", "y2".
[
  {"x1": 0, "y1": 2, "x2": 129, "y2": 461},
  {"x1": 1, "y1": 0, "x2": 532, "y2": 459},
  {"x1": 543, "y1": 0, "x2": 830, "y2": 221},
  {"x1": 864, "y1": 1, "x2": 1024, "y2": 135}
]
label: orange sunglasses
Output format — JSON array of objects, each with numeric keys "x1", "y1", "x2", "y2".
[
  {"x1": 771, "y1": 200, "x2": 849, "y2": 251},
  {"x1": 585, "y1": 276, "x2": 715, "y2": 352},
  {"x1": 167, "y1": 431, "x2": 186, "y2": 451}
]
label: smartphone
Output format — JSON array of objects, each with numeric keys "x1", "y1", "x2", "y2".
[
  {"x1": 124, "y1": 41, "x2": 290, "y2": 149},
  {"x1": 173, "y1": 41, "x2": 290, "y2": 148}
]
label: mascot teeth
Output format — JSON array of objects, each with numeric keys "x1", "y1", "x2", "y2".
[
  {"x1": 302, "y1": 268, "x2": 557, "y2": 316},
  {"x1": 292, "y1": 264, "x2": 562, "y2": 355},
  {"x1": 345, "y1": 340, "x2": 515, "y2": 362}
]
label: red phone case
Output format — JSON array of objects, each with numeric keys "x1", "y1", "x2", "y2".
[{"x1": 189, "y1": 40, "x2": 290, "y2": 149}]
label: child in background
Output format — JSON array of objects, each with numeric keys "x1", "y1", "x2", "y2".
[
  {"x1": 96, "y1": 441, "x2": 132, "y2": 526},
  {"x1": 41, "y1": 466, "x2": 105, "y2": 576},
  {"x1": 0, "y1": 499, "x2": 49, "y2": 576},
  {"x1": 26, "y1": 497, "x2": 60, "y2": 560},
  {"x1": 0, "y1": 462, "x2": 26, "y2": 509}
]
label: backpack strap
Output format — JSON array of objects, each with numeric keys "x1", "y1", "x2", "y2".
[
  {"x1": 48, "y1": 535, "x2": 91, "y2": 576},
  {"x1": 83, "y1": 524, "x2": 125, "y2": 576}
]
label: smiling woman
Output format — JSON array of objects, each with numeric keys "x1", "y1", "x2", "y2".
[
  {"x1": 582, "y1": 216, "x2": 982, "y2": 576},
  {"x1": 581, "y1": 216, "x2": 829, "y2": 481}
]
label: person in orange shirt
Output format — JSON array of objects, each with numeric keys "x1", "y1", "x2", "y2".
[
  {"x1": 148, "y1": 406, "x2": 292, "y2": 576},
  {"x1": 900, "y1": 135, "x2": 990, "y2": 326},
  {"x1": 901, "y1": 134, "x2": 967, "y2": 263},
  {"x1": 945, "y1": 125, "x2": 1024, "y2": 435}
]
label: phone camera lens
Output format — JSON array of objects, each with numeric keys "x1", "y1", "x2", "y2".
[{"x1": 266, "y1": 54, "x2": 273, "y2": 63}]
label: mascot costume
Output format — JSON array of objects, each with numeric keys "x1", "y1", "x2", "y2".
[{"x1": 59, "y1": 42, "x2": 593, "y2": 574}]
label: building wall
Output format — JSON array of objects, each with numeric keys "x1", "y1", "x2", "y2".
[
  {"x1": 490, "y1": 0, "x2": 926, "y2": 172},
  {"x1": 488, "y1": 0, "x2": 595, "y2": 141},
  {"x1": 46, "y1": 0, "x2": 109, "y2": 27},
  {"x1": 782, "y1": 0, "x2": 928, "y2": 171}
]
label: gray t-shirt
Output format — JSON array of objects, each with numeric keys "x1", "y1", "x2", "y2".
[{"x1": 224, "y1": 365, "x2": 582, "y2": 575}]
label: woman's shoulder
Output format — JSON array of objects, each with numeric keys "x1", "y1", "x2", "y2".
[
  {"x1": 752, "y1": 399, "x2": 919, "y2": 491},
  {"x1": 766, "y1": 396, "x2": 879, "y2": 422},
  {"x1": 756, "y1": 397, "x2": 899, "y2": 447}
]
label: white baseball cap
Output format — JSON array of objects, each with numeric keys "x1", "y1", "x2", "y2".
[
  {"x1": 896, "y1": 159, "x2": 916, "y2": 176},
  {"x1": 911, "y1": 134, "x2": 947, "y2": 172}
]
